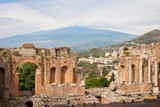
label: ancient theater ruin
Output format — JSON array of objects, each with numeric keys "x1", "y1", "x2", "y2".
[
  {"x1": 0, "y1": 43, "x2": 83, "y2": 99},
  {"x1": 116, "y1": 43, "x2": 160, "y2": 95}
]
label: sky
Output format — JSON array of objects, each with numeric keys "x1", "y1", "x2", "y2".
[{"x1": 0, "y1": 0, "x2": 160, "y2": 38}]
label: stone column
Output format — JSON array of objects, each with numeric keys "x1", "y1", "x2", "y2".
[
  {"x1": 154, "y1": 59, "x2": 158, "y2": 87},
  {"x1": 129, "y1": 58, "x2": 132, "y2": 84},
  {"x1": 120, "y1": 72, "x2": 123, "y2": 84},
  {"x1": 153, "y1": 59, "x2": 159, "y2": 94},
  {"x1": 148, "y1": 57, "x2": 151, "y2": 83},
  {"x1": 139, "y1": 57, "x2": 143, "y2": 83},
  {"x1": 56, "y1": 57, "x2": 61, "y2": 84}
]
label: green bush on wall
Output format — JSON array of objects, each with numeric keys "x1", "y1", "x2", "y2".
[{"x1": 13, "y1": 51, "x2": 21, "y2": 56}]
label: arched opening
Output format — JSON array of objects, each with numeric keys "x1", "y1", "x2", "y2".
[
  {"x1": 24, "y1": 101, "x2": 33, "y2": 107},
  {"x1": 18, "y1": 62, "x2": 38, "y2": 97},
  {"x1": 0, "y1": 68, "x2": 5, "y2": 98},
  {"x1": 73, "y1": 68, "x2": 77, "y2": 83},
  {"x1": 120, "y1": 65, "x2": 125, "y2": 82},
  {"x1": 61, "y1": 66, "x2": 68, "y2": 84},
  {"x1": 132, "y1": 64, "x2": 135, "y2": 82},
  {"x1": 50, "y1": 67, "x2": 56, "y2": 83},
  {"x1": 142, "y1": 65, "x2": 145, "y2": 82}
]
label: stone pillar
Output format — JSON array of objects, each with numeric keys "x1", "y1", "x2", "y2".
[
  {"x1": 12, "y1": 69, "x2": 19, "y2": 97},
  {"x1": 120, "y1": 72, "x2": 123, "y2": 84},
  {"x1": 69, "y1": 56, "x2": 73, "y2": 84},
  {"x1": 153, "y1": 59, "x2": 159, "y2": 94},
  {"x1": 139, "y1": 57, "x2": 143, "y2": 83},
  {"x1": 148, "y1": 57, "x2": 151, "y2": 83},
  {"x1": 56, "y1": 58, "x2": 61, "y2": 84},
  {"x1": 129, "y1": 58, "x2": 132, "y2": 84},
  {"x1": 154, "y1": 59, "x2": 158, "y2": 87}
]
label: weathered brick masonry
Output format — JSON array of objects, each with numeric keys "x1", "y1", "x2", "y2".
[
  {"x1": 117, "y1": 43, "x2": 160, "y2": 94},
  {"x1": 0, "y1": 43, "x2": 82, "y2": 99}
]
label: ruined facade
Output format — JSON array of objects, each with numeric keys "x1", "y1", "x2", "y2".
[
  {"x1": 0, "y1": 43, "x2": 82, "y2": 99},
  {"x1": 117, "y1": 43, "x2": 160, "y2": 94}
]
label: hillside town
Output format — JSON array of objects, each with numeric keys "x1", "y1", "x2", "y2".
[{"x1": 78, "y1": 51, "x2": 119, "y2": 80}]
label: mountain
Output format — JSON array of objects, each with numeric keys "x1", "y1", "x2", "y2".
[
  {"x1": 0, "y1": 26, "x2": 137, "y2": 51},
  {"x1": 130, "y1": 30, "x2": 160, "y2": 44},
  {"x1": 74, "y1": 29, "x2": 160, "y2": 58},
  {"x1": 71, "y1": 40, "x2": 126, "y2": 51}
]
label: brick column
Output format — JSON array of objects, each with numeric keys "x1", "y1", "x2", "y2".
[
  {"x1": 129, "y1": 58, "x2": 132, "y2": 84},
  {"x1": 148, "y1": 57, "x2": 151, "y2": 84},
  {"x1": 139, "y1": 57, "x2": 142, "y2": 83}
]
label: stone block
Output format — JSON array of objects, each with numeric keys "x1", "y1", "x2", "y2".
[
  {"x1": 153, "y1": 87, "x2": 159, "y2": 94},
  {"x1": 109, "y1": 81, "x2": 116, "y2": 91},
  {"x1": 22, "y1": 43, "x2": 34, "y2": 48},
  {"x1": 19, "y1": 48, "x2": 36, "y2": 56}
]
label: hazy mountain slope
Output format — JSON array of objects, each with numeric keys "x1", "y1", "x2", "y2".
[
  {"x1": 0, "y1": 26, "x2": 137, "y2": 51},
  {"x1": 74, "y1": 29, "x2": 160, "y2": 58},
  {"x1": 131, "y1": 30, "x2": 160, "y2": 44}
]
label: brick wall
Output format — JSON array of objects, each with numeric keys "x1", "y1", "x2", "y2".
[
  {"x1": 116, "y1": 83, "x2": 152, "y2": 93},
  {"x1": 46, "y1": 85, "x2": 85, "y2": 97}
]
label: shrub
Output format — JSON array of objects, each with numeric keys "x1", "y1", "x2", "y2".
[
  {"x1": 0, "y1": 52, "x2": 9, "y2": 57},
  {"x1": 13, "y1": 51, "x2": 21, "y2": 56},
  {"x1": 35, "y1": 48, "x2": 42, "y2": 55},
  {"x1": 46, "y1": 49, "x2": 51, "y2": 56},
  {"x1": 37, "y1": 50, "x2": 42, "y2": 55},
  {"x1": 124, "y1": 50, "x2": 130, "y2": 55}
]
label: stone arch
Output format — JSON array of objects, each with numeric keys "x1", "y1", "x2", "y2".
[
  {"x1": 18, "y1": 62, "x2": 38, "y2": 97},
  {"x1": 0, "y1": 68, "x2": 5, "y2": 98},
  {"x1": 13, "y1": 60, "x2": 41, "y2": 97},
  {"x1": 61, "y1": 66, "x2": 68, "y2": 84},
  {"x1": 24, "y1": 101, "x2": 33, "y2": 107},
  {"x1": 16, "y1": 60, "x2": 40, "y2": 70},
  {"x1": 50, "y1": 67, "x2": 56, "y2": 83},
  {"x1": 132, "y1": 64, "x2": 135, "y2": 82}
]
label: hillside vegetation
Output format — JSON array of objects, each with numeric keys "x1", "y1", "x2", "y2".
[
  {"x1": 74, "y1": 29, "x2": 160, "y2": 58},
  {"x1": 131, "y1": 30, "x2": 160, "y2": 44}
]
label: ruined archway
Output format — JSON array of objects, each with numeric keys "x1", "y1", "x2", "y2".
[
  {"x1": 50, "y1": 67, "x2": 56, "y2": 83},
  {"x1": 18, "y1": 62, "x2": 38, "y2": 97},
  {"x1": 0, "y1": 68, "x2": 5, "y2": 98},
  {"x1": 61, "y1": 66, "x2": 68, "y2": 84}
]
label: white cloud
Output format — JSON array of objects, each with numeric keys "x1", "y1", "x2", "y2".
[{"x1": 0, "y1": 0, "x2": 160, "y2": 38}]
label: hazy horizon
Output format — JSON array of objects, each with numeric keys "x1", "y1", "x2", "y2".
[{"x1": 0, "y1": 0, "x2": 160, "y2": 39}]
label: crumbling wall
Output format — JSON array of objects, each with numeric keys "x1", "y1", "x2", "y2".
[{"x1": 46, "y1": 84, "x2": 85, "y2": 97}]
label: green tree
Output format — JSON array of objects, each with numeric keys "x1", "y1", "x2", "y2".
[
  {"x1": 19, "y1": 62, "x2": 35, "y2": 91},
  {"x1": 85, "y1": 76, "x2": 110, "y2": 89},
  {"x1": 110, "y1": 73, "x2": 115, "y2": 82},
  {"x1": 76, "y1": 61, "x2": 98, "y2": 80},
  {"x1": 99, "y1": 76, "x2": 110, "y2": 87},
  {"x1": 102, "y1": 66, "x2": 112, "y2": 76}
]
